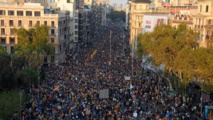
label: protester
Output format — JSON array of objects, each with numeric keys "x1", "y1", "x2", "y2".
[{"x1": 13, "y1": 22, "x2": 212, "y2": 120}]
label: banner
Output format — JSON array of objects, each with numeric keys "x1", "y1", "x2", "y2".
[
  {"x1": 99, "y1": 89, "x2": 109, "y2": 99},
  {"x1": 124, "y1": 76, "x2": 131, "y2": 80},
  {"x1": 143, "y1": 15, "x2": 168, "y2": 33}
]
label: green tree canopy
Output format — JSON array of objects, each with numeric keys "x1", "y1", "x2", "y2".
[
  {"x1": 138, "y1": 24, "x2": 213, "y2": 93},
  {"x1": 107, "y1": 9, "x2": 125, "y2": 22},
  {"x1": 14, "y1": 25, "x2": 54, "y2": 69}
]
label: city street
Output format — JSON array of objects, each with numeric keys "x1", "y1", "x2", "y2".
[{"x1": 16, "y1": 22, "x2": 203, "y2": 120}]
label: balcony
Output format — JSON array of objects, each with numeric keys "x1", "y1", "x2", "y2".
[
  {"x1": 0, "y1": 10, "x2": 6, "y2": 15},
  {"x1": 204, "y1": 25, "x2": 213, "y2": 29},
  {"x1": 206, "y1": 35, "x2": 213, "y2": 40},
  {"x1": 9, "y1": 37, "x2": 15, "y2": 44},
  {"x1": 194, "y1": 25, "x2": 204, "y2": 29},
  {"x1": 0, "y1": 38, "x2": 6, "y2": 44},
  {"x1": 0, "y1": 32, "x2": 5, "y2": 35},
  {"x1": 9, "y1": 23, "x2": 14, "y2": 27},
  {"x1": 51, "y1": 24, "x2": 55, "y2": 28},
  {"x1": 131, "y1": 8, "x2": 170, "y2": 14}
]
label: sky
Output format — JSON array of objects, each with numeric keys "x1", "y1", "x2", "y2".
[{"x1": 110, "y1": 0, "x2": 127, "y2": 8}]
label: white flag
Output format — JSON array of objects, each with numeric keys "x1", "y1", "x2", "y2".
[{"x1": 124, "y1": 76, "x2": 131, "y2": 80}]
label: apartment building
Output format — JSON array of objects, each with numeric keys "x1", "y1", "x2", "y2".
[
  {"x1": 74, "y1": 0, "x2": 86, "y2": 49},
  {"x1": 0, "y1": 3, "x2": 70, "y2": 65},
  {"x1": 91, "y1": 1, "x2": 102, "y2": 37},
  {"x1": 125, "y1": 2, "x2": 130, "y2": 29},
  {"x1": 193, "y1": 0, "x2": 213, "y2": 48},
  {"x1": 54, "y1": 0, "x2": 75, "y2": 53},
  {"x1": 128, "y1": 0, "x2": 171, "y2": 51},
  {"x1": 85, "y1": 7, "x2": 92, "y2": 45}
]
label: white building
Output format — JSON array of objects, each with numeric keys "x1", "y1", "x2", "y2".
[
  {"x1": 0, "y1": 2, "x2": 71, "y2": 65},
  {"x1": 125, "y1": 1, "x2": 130, "y2": 29},
  {"x1": 54, "y1": 0, "x2": 75, "y2": 52},
  {"x1": 102, "y1": 4, "x2": 107, "y2": 26}
]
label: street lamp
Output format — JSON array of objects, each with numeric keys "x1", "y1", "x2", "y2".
[
  {"x1": 201, "y1": 80, "x2": 204, "y2": 114},
  {"x1": 19, "y1": 90, "x2": 22, "y2": 120},
  {"x1": 131, "y1": 44, "x2": 133, "y2": 77},
  {"x1": 109, "y1": 30, "x2": 112, "y2": 66},
  {"x1": 37, "y1": 66, "x2": 41, "y2": 100},
  {"x1": 109, "y1": 30, "x2": 112, "y2": 79},
  {"x1": 123, "y1": 34, "x2": 125, "y2": 56}
]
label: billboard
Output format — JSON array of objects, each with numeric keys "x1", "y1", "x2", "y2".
[{"x1": 143, "y1": 15, "x2": 169, "y2": 33}]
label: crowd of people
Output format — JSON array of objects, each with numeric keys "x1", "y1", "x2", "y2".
[{"x1": 13, "y1": 22, "x2": 212, "y2": 120}]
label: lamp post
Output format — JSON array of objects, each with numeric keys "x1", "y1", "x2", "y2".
[
  {"x1": 37, "y1": 66, "x2": 41, "y2": 100},
  {"x1": 131, "y1": 41, "x2": 134, "y2": 77},
  {"x1": 201, "y1": 80, "x2": 204, "y2": 114},
  {"x1": 109, "y1": 30, "x2": 112, "y2": 79},
  {"x1": 110, "y1": 30, "x2": 112, "y2": 66},
  {"x1": 19, "y1": 90, "x2": 22, "y2": 120},
  {"x1": 123, "y1": 34, "x2": 125, "y2": 56}
]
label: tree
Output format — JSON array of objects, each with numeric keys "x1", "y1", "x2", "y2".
[
  {"x1": 0, "y1": 51, "x2": 13, "y2": 91},
  {"x1": 14, "y1": 25, "x2": 54, "y2": 69},
  {"x1": 107, "y1": 9, "x2": 125, "y2": 22},
  {"x1": 138, "y1": 24, "x2": 213, "y2": 93}
]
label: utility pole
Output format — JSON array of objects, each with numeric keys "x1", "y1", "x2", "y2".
[
  {"x1": 123, "y1": 29, "x2": 125, "y2": 56},
  {"x1": 201, "y1": 80, "x2": 204, "y2": 114},
  {"x1": 131, "y1": 37, "x2": 134, "y2": 77},
  {"x1": 109, "y1": 30, "x2": 112, "y2": 79},
  {"x1": 110, "y1": 30, "x2": 112, "y2": 66}
]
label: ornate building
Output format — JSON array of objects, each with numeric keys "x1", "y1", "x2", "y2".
[{"x1": 193, "y1": 0, "x2": 213, "y2": 48}]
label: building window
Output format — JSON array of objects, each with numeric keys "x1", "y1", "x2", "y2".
[
  {"x1": 63, "y1": 42, "x2": 66, "y2": 48},
  {"x1": 51, "y1": 21, "x2": 55, "y2": 27},
  {"x1": 36, "y1": 21, "x2": 40, "y2": 25},
  {"x1": 206, "y1": 5, "x2": 209, "y2": 12},
  {"x1": 18, "y1": 20, "x2": 22, "y2": 26},
  {"x1": 29, "y1": 20, "x2": 32, "y2": 27},
  {"x1": 9, "y1": 20, "x2": 14, "y2": 26},
  {"x1": 0, "y1": 10, "x2": 5, "y2": 15},
  {"x1": 0, "y1": 37, "x2": 6, "y2": 44},
  {"x1": 75, "y1": 31, "x2": 78, "y2": 35},
  {"x1": 67, "y1": 0, "x2": 70, "y2": 3},
  {"x1": 51, "y1": 38, "x2": 54, "y2": 43},
  {"x1": 8, "y1": 10, "x2": 14, "y2": 16},
  {"x1": 1, "y1": 28, "x2": 5, "y2": 35},
  {"x1": 59, "y1": 45, "x2": 61, "y2": 51},
  {"x1": 11, "y1": 46, "x2": 14, "y2": 54},
  {"x1": 10, "y1": 28, "x2": 15, "y2": 35},
  {"x1": 208, "y1": 20, "x2": 211, "y2": 24},
  {"x1": 0, "y1": 20, "x2": 4, "y2": 26},
  {"x1": 44, "y1": 21, "x2": 47, "y2": 26},
  {"x1": 51, "y1": 56, "x2": 55, "y2": 63},
  {"x1": 34, "y1": 11, "x2": 41, "y2": 16},
  {"x1": 200, "y1": 5, "x2": 202, "y2": 12},
  {"x1": 17, "y1": 11, "x2": 23, "y2": 16},
  {"x1": 75, "y1": 19, "x2": 78, "y2": 23},
  {"x1": 51, "y1": 29, "x2": 55, "y2": 35},
  {"x1": 9, "y1": 37, "x2": 15, "y2": 44},
  {"x1": 26, "y1": 11, "x2": 32, "y2": 16}
]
